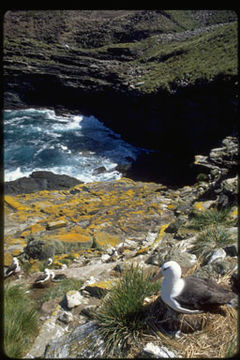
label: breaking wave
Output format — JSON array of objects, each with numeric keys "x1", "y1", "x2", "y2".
[{"x1": 4, "y1": 108, "x2": 142, "y2": 182}]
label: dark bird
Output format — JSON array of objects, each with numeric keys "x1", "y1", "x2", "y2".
[
  {"x1": 154, "y1": 261, "x2": 237, "y2": 314},
  {"x1": 32, "y1": 268, "x2": 53, "y2": 288},
  {"x1": 50, "y1": 271, "x2": 67, "y2": 282},
  {"x1": 4, "y1": 257, "x2": 21, "y2": 278}
]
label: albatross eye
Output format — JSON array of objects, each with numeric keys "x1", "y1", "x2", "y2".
[{"x1": 162, "y1": 266, "x2": 170, "y2": 272}]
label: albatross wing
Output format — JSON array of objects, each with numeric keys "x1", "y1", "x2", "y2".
[{"x1": 174, "y1": 276, "x2": 236, "y2": 311}]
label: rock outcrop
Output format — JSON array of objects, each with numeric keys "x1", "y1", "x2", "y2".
[
  {"x1": 194, "y1": 136, "x2": 238, "y2": 208},
  {"x1": 5, "y1": 171, "x2": 82, "y2": 195}
]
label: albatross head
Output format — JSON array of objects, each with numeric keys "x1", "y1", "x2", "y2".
[
  {"x1": 12, "y1": 257, "x2": 18, "y2": 264},
  {"x1": 161, "y1": 261, "x2": 182, "y2": 281}
]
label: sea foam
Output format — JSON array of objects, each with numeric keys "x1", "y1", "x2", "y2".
[{"x1": 4, "y1": 108, "x2": 142, "y2": 183}]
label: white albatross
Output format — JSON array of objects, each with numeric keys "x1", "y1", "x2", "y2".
[
  {"x1": 4, "y1": 257, "x2": 21, "y2": 278},
  {"x1": 155, "y1": 261, "x2": 237, "y2": 314}
]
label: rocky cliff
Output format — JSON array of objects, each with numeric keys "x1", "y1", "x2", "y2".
[
  {"x1": 3, "y1": 10, "x2": 238, "y2": 179},
  {"x1": 4, "y1": 136, "x2": 238, "y2": 358}
]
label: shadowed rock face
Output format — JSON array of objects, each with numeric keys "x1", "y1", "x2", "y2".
[{"x1": 4, "y1": 171, "x2": 82, "y2": 195}]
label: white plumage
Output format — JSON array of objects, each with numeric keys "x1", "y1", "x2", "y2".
[
  {"x1": 5, "y1": 257, "x2": 21, "y2": 278},
  {"x1": 159, "y1": 261, "x2": 237, "y2": 314}
]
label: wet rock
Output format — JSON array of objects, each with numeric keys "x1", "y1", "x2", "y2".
[
  {"x1": 92, "y1": 166, "x2": 107, "y2": 175},
  {"x1": 5, "y1": 171, "x2": 82, "y2": 195}
]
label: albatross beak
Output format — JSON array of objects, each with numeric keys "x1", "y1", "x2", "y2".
[{"x1": 151, "y1": 268, "x2": 162, "y2": 282}]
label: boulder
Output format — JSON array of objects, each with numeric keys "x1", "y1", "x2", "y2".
[
  {"x1": 65, "y1": 290, "x2": 83, "y2": 309},
  {"x1": 141, "y1": 342, "x2": 177, "y2": 358},
  {"x1": 5, "y1": 171, "x2": 82, "y2": 195},
  {"x1": 207, "y1": 248, "x2": 226, "y2": 264},
  {"x1": 92, "y1": 166, "x2": 107, "y2": 175}
]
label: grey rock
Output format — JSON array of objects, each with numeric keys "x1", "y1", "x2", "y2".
[
  {"x1": 194, "y1": 258, "x2": 237, "y2": 279},
  {"x1": 207, "y1": 248, "x2": 226, "y2": 264},
  {"x1": 165, "y1": 216, "x2": 187, "y2": 234},
  {"x1": 44, "y1": 321, "x2": 104, "y2": 358},
  {"x1": 65, "y1": 290, "x2": 83, "y2": 309},
  {"x1": 58, "y1": 310, "x2": 74, "y2": 324},
  {"x1": 142, "y1": 342, "x2": 177, "y2": 358},
  {"x1": 5, "y1": 171, "x2": 81, "y2": 195},
  {"x1": 146, "y1": 248, "x2": 197, "y2": 269}
]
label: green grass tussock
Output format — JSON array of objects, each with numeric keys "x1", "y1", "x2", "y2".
[
  {"x1": 92, "y1": 264, "x2": 160, "y2": 357},
  {"x1": 4, "y1": 284, "x2": 39, "y2": 358},
  {"x1": 191, "y1": 225, "x2": 232, "y2": 259},
  {"x1": 188, "y1": 207, "x2": 236, "y2": 260},
  {"x1": 189, "y1": 207, "x2": 232, "y2": 230}
]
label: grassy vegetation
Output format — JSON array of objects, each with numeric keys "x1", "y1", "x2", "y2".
[
  {"x1": 188, "y1": 207, "x2": 233, "y2": 230},
  {"x1": 40, "y1": 277, "x2": 83, "y2": 303},
  {"x1": 92, "y1": 264, "x2": 160, "y2": 357},
  {"x1": 4, "y1": 284, "x2": 39, "y2": 358},
  {"x1": 191, "y1": 225, "x2": 232, "y2": 259},
  {"x1": 4, "y1": 11, "x2": 238, "y2": 96},
  {"x1": 188, "y1": 207, "x2": 236, "y2": 260},
  {"x1": 168, "y1": 10, "x2": 237, "y2": 29},
  {"x1": 133, "y1": 22, "x2": 237, "y2": 93}
]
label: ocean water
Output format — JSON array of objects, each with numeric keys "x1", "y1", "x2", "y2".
[{"x1": 4, "y1": 108, "x2": 142, "y2": 183}]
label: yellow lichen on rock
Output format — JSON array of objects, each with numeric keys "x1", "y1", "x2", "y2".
[
  {"x1": 4, "y1": 195, "x2": 29, "y2": 211},
  {"x1": 4, "y1": 252, "x2": 13, "y2": 266},
  {"x1": 93, "y1": 231, "x2": 121, "y2": 249},
  {"x1": 52, "y1": 232, "x2": 93, "y2": 248},
  {"x1": 84, "y1": 279, "x2": 115, "y2": 297},
  {"x1": 46, "y1": 220, "x2": 68, "y2": 230},
  {"x1": 193, "y1": 202, "x2": 206, "y2": 212},
  {"x1": 154, "y1": 223, "x2": 169, "y2": 245}
]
